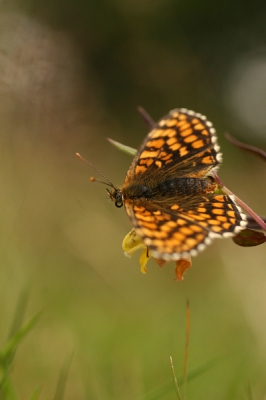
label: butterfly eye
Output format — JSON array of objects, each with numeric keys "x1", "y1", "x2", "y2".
[{"x1": 115, "y1": 190, "x2": 124, "y2": 208}]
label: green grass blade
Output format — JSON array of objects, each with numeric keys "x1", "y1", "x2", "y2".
[
  {"x1": 52, "y1": 353, "x2": 73, "y2": 400},
  {"x1": 136, "y1": 380, "x2": 175, "y2": 400},
  {"x1": 246, "y1": 382, "x2": 253, "y2": 400},
  {"x1": 7, "y1": 288, "x2": 30, "y2": 340},
  {"x1": 28, "y1": 387, "x2": 42, "y2": 400},
  {"x1": 2, "y1": 288, "x2": 31, "y2": 373},
  {"x1": 0, "y1": 311, "x2": 41, "y2": 365},
  {"x1": 184, "y1": 356, "x2": 221, "y2": 383},
  {"x1": 0, "y1": 374, "x2": 18, "y2": 400},
  {"x1": 136, "y1": 356, "x2": 221, "y2": 400},
  {"x1": 170, "y1": 356, "x2": 182, "y2": 400},
  {"x1": 107, "y1": 138, "x2": 137, "y2": 156}
]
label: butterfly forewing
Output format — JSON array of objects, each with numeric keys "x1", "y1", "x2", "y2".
[{"x1": 124, "y1": 108, "x2": 222, "y2": 187}]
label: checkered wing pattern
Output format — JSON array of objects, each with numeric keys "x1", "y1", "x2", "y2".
[
  {"x1": 121, "y1": 108, "x2": 247, "y2": 260},
  {"x1": 124, "y1": 108, "x2": 222, "y2": 186},
  {"x1": 124, "y1": 194, "x2": 246, "y2": 260}
]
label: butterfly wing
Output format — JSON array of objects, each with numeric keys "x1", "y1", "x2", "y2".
[
  {"x1": 124, "y1": 108, "x2": 222, "y2": 188},
  {"x1": 124, "y1": 194, "x2": 247, "y2": 260}
]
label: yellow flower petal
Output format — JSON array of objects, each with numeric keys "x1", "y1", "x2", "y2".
[
  {"x1": 139, "y1": 248, "x2": 151, "y2": 274},
  {"x1": 122, "y1": 228, "x2": 146, "y2": 256},
  {"x1": 122, "y1": 229, "x2": 151, "y2": 274}
]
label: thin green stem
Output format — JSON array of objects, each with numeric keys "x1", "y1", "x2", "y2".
[{"x1": 170, "y1": 356, "x2": 183, "y2": 400}]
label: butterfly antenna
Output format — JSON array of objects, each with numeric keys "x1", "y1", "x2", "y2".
[{"x1": 76, "y1": 153, "x2": 116, "y2": 189}]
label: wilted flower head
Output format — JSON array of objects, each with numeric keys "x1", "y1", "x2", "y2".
[{"x1": 122, "y1": 228, "x2": 192, "y2": 281}]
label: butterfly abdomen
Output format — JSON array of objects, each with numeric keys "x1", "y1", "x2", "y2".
[
  {"x1": 124, "y1": 178, "x2": 213, "y2": 201},
  {"x1": 156, "y1": 178, "x2": 212, "y2": 196}
]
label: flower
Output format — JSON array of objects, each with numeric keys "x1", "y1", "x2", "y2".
[{"x1": 122, "y1": 228, "x2": 192, "y2": 280}]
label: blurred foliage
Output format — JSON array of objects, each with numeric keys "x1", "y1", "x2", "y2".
[
  {"x1": 0, "y1": 0, "x2": 265, "y2": 399},
  {"x1": 15, "y1": 0, "x2": 266, "y2": 126}
]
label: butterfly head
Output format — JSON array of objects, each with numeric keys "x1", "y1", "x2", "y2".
[{"x1": 107, "y1": 187, "x2": 124, "y2": 208}]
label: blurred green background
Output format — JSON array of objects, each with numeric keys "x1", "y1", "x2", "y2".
[{"x1": 0, "y1": 0, "x2": 265, "y2": 399}]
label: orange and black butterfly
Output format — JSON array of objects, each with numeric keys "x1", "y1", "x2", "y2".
[{"x1": 80, "y1": 108, "x2": 247, "y2": 261}]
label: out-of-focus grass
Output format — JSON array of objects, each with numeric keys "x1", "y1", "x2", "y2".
[{"x1": 0, "y1": 290, "x2": 41, "y2": 399}]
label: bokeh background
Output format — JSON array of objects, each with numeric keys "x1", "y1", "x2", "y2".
[{"x1": 0, "y1": 0, "x2": 265, "y2": 399}]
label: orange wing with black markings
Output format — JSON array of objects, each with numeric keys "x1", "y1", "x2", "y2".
[
  {"x1": 115, "y1": 108, "x2": 247, "y2": 260},
  {"x1": 124, "y1": 108, "x2": 222, "y2": 187}
]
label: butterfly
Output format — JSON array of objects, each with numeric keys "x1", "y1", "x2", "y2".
[{"x1": 107, "y1": 108, "x2": 247, "y2": 261}]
